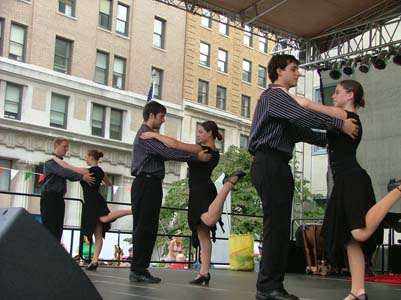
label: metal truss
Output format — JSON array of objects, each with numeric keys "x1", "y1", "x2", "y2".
[
  {"x1": 154, "y1": 0, "x2": 401, "y2": 68},
  {"x1": 302, "y1": 13, "x2": 401, "y2": 68}
]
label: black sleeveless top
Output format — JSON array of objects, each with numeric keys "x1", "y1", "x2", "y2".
[{"x1": 327, "y1": 111, "x2": 362, "y2": 177}]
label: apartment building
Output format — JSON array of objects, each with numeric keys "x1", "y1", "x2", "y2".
[
  {"x1": 0, "y1": 0, "x2": 187, "y2": 238},
  {"x1": 181, "y1": 10, "x2": 273, "y2": 152}
]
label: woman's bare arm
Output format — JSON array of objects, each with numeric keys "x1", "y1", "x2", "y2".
[
  {"x1": 293, "y1": 95, "x2": 347, "y2": 120},
  {"x1": 141, "y1": 131, "x2": 202, "y2": 153},
  {"x1": 103, "y1": 173, "x2": 113, "y2": 186},
  {"x1": 51, "y1": 156, "x2": 89, "y2": 175},
  {"x1": 275, "y1": 87, "x2": 347, "y2": 120}
]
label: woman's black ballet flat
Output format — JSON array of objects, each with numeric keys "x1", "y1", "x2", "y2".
[
  {"x1": 223, "y1": 171, "x2": 246, "y2": 185},
  {"x1": 86, "y1": 262, "x2": 98, "y2": 271},
  {"x1": 349, "y1": 292, "x2": 368, "y2": 300},
  {"x1": 189, "y1": 273, "x2": 211, "y2": 286}
]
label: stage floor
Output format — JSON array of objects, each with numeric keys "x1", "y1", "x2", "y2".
[{"x1": 86, "y1": 267, "x2": 401, "y2": 300}]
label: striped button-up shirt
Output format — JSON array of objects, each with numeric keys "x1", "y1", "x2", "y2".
[
  {"x1": 131, "y1": 124, "x2": 198, "y2": 179},
  {"x1": 249, "y1": 84, "x2": 343, "y2": 157}
]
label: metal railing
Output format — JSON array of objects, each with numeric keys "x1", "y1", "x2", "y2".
[{"x1": 0, "y1": 190, "x2": 264, "y2": 268}]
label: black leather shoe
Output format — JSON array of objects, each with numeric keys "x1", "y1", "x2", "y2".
[
  {"x1": 349, "y1": 292, "x2": 368, "y2": 300},
  {"x1": 189, "y1": 273, "x2": 211, "y2": 286},
  {"x1": 223, "y1": 171, "x2": 246, "y2": 185},
  {"x1": 129, "y1": 270, "x2": 161, "y2": 283},
  {"x1": 256, "y1": 289, "x2": 300, "y2": 300},
  {"x1": 86, "y1": 262, "x2": 98, "y2": 271}
]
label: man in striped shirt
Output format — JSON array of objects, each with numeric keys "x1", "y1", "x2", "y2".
[
  {"x1": 250, "y1": 55, "x2": 359, "y2": 300},
  {"x1": 129, "y1": 101, "x2": 211, "y2": 284}
]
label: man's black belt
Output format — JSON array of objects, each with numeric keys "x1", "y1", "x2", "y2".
[{"x1": 136, "y1": 173, "x2": 161, "y2": 179}]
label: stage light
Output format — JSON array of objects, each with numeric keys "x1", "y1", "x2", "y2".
[
  {"x1": 359, "y1": 55, "x2": 372, "y2": 73},
  {"x1": 343, "y1": 59, "x2": 354, "y2": 76},
  {"x1": 393, "y1": 47, "x2": 401, "y2": 65},
  {"x1": 329, "y1": 61, "x2": 342, "y2": 80},
  {"x1": 373, "y1": 50, "x2": 389, "y2": 70}
]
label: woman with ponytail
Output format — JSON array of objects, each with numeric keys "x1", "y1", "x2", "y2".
[
  {"x1": 284, "y1": 80, "x2": 401, "y2": 300},
  {"x1": 141, "y1": 120, "x2": 245, "y2": 285},
  {"x1": 52, "y1": 149, "x2": 132, "y2": 270}
]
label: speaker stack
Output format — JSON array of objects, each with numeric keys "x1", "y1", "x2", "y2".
[{"x1": 0, "y1": 207, "x2": 103, "y2": 300}]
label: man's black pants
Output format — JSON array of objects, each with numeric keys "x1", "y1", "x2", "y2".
[
  {"x1": 251, "y1": 149, "x2": 294, "y2": 292},
  {"x1": 130, "y1": 176, "x2": 163, "y2": 273},
  {"x1": 40, "y1": 191, "x2": 65, "y2": 241}
]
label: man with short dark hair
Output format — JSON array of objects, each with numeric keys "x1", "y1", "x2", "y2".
[
  {"x1": 249, "y1": 54, "x2": 359, "y2": 300},
  {"x1": 40, "y1": 138, "x2": 94, "y2": 241},
  {"x1": 129, "y1": 101, "x2": 210, "y2": 283}
]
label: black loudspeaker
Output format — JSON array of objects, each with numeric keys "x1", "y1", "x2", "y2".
[
  {"x1": 389, "y1": 245, "x2": 401, "y2": 274},
  {"x1": 0, "y1": 207, "x2": 103, "y2": 300}
]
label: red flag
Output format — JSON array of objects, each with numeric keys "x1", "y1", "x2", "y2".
[
  {"x1": 38, "y1": 173, "x2": 44, "y2": 183},
  {"x1": 0, "y1": 167, "x2": 3, "y2": 173}
]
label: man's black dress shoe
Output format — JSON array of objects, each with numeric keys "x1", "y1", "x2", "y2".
[
  {"x1": 129, "y1": 270, "x2": 161, "y2": 283},
  {"x1": 256, "y1": 289, "x2": 300, "y2": 300}
]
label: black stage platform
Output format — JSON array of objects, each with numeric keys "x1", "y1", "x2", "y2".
[{"x1": 86, "y1": 267, "x2": 401, "y2": 300}]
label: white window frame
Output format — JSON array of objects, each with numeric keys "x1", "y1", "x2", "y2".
[
  {"x1": 197, "y1": 80, "x2": 209, "y2": 105},
  {"x1": 50, "y1": 93, "x2": 69, "y2": 129},
  {"x1": 116, "y1": 2, "x2": 129, "y2": 36},
  {"x1": 9, "y1": 23, "x2": 26, "y2": 62},
  {"x1": 217, "y1": 48, "x2": 228, "y2": 73}
]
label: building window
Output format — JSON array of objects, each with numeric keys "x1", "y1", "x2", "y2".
[
  {"x1": 216, "y1": 128, "x2": 225, "y2": 153},
  {"x1": 241, "y1": 95, "x2": 250, "y2": 118},
  {"x1": 54, "y1": 37, "x2": 72, "y2": 74},
  {"x1": 110, "y1": 108, "x2": 123, "y2": 140},
  {"x1": 199, "y1": 42, "x2": 210, "y2": 67},
  {"x1": 258, "y1": 65, "x2": 267, "y2": 88},
  {"x1": 197, "y1": 80, "x2": 209, "y2": 104},
  {"x1": 9, "y1": 23, "x2": 26, "y2": 62},
  {"x1": 4, "y1": 83, "x2": 23, "y2": 120},
  {"x1": 50, "y1": 93, "x2": 68, "y2": 128},
  {"x1": 92, "y1": 104, "x2": 105, "y2": 137},
  {"x1": 0, "y1": 18, "x2": 4, "y2": 56},
  {"x1": 151, "y1": 67, "x2": 163, "y2": 100},
  {"x1": 113, "y1": 56, "x2": 126, "y2": 90},
  {"x1": 243, "y1": 25, "x2": 252, "y2": 47},
  {"x1": 259, "y1": 32, "x2": 268, "y2": 53},
  {"x1": 314, "y1": 84, "x2": 336, "y2": 106},
  {"x1": 99, "y1": 0, "x2": 112, "y2": 30},
  {"x1": 33, "y1": 164, "x2": 44, "y2": 195},
  {"x1": 217, "y1": 48, "x2": 228, "y2": 73},
  {"x1": 0, "y1": 159, "x2": 12, "y2": 192},
  {"x1": 58, "y1": 0, "x2": 75, "y2": 17},
  {"x1": 153, "y1": 17, "x2": 165, "y2": 49},
  {"x1": 219, "y1": 15, "x2": 229, "y2": 35},
  {"x1": 216, "y1": 85, "x2": 226, "y2": 110},
  {"x1": 116, "y1": 3, "x2": 129, "y2": 36},
  {"x1": 240, "y1": 134, "x2": 249, "y2": 149},
  {"x1": 95, "y1": 50, "x2": 109, "y2": 85},
  {"x1": 201, "y1": 9, "x2": 211, "y2": 28},
  {"x1": 242, "y1": 59, "x2": 252, "y2": 83}
]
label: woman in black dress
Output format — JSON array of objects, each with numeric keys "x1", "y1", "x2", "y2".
[
  {"x1": 289, "y1": 80, "x2": 401, "y2": 300},
  {"x1": 52, "y1": 149, "x2": 132, "y2": 270},
  {"x1": 141, "y1": 121, "x2": 245, "y2": 285}
]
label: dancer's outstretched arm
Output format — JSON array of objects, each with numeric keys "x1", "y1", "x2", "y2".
[
  {"x1": 294, "y1": 95, "x2": 347, "y2": 120},
  {"x1": 103, "y1": 173, "x2": 113, "y2": 186},
  {"x1": 51, "y1": 156, "x2": 89, "y2": 175},
  {"x1": 275, "y1": 87, "x2": 347, "y2": 120},
  {"x1": 141, "y1": 131, "x2": 202, "y2": 153}
]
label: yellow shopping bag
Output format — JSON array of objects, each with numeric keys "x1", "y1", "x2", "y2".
[{"x1": 229, "y1": 233, "x2": 254, "y2": 271}]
